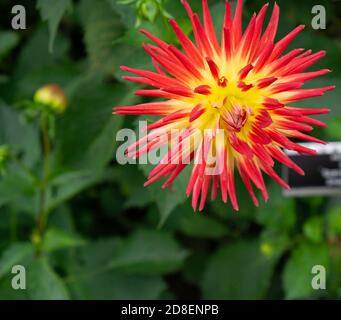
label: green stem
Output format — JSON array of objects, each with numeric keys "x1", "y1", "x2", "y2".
[{"x1": 34, "y1": 113, "x2": 51, "y2": 255}]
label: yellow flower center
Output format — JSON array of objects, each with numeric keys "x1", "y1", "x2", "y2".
[{"x1": 192, "y1": 77, "x2": 265, "y2": 140}]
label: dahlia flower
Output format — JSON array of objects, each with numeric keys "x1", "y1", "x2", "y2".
[{"x1": 114, "y1": 0, "x2": 334, "y2": 211}]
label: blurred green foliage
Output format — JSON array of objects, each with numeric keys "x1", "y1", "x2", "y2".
[{"x1": 0, "y1": 0, "x2": 340, "y2": 300}]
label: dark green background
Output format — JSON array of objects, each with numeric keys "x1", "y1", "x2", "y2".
[{"x1": 0, "y1": 0, "x2": 340, "y2": 299}]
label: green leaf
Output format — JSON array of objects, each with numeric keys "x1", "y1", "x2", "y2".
[
  {"x1": 0, "y1": 31, "x2": 20, "y2": 60},
  {"x1": 140, "y1": 163, "x2": 191, "y2": 226},
  {"x1": 256, "y1": 182, "x2": 296, "y2": 232},
  {"x1": 108, "y1": 166, "x2": 153, "y2": 209},
  {"x1": 0, "y1": 242, "x2": 34, "y2": 278},
  {"x1": 107, "y1": 0, "x2": 136, "y2": 28},
  {"x1": 0, "y1": 169, "x2": 37, "y2": 214},
  {"x1": 176, "y1": 203, "x2": 228, "y2": 239},
  {"x1": 202, "y1": 240, "x2": 278, "y2": 299},
  {"x1": 37, "y1": 0, "x2": 72, "y2": 53},
  {"x1": 14, "y1": 28, "x2": 70, "y2": 77},
  {"x1": 182, "y1": 252, "x2": 208, "y2": 286},
  {"x1": 329, "y1": 243, "x2": 341, "y2": 295},
  {"x1": 109, "y1": 0, "x2": 174, "y2": 34},
  {"x1": 27, "y1": 257, "x2": 70, "y2": 300},
  {"x1": 328, "y1": 206, "x2": 341, "y2": 240},
  {"x1": 283, "y1": 243, "x2": 329, "y2": 299},
  {"x1": 46, "y1": 170, "x2": 104, "y2": 212},
  {"x1": 67, "y1": 238, "x2": 166, "y2": 299},
  {"x1": 303, "y1": 216, "x2": 324, "y2": 243},
  {"x1": 75, "y1": 237, "x2": 123, "y2": 269},
  {"x1": 0, "y1": 102, "x2": 39, "y2": 213},
  {"x1": 109, "y1": 229, "x2": 188, "y2": 274},
  {"x1": 43, "y1": 228, "x2": 86, "y2": 253},
  {"x1": 0, "y1": 101, "x2": 40, "y2": 166},
  {"x1": 124, "y1": 185, "x2": 153, "y2": 208},
  {"x1": 55, "y1": 82, "x2": 136, "y2": 171},
  {"x1": 1, "y1": 28, "x2": 71, "y2": 101},
  {"x1": 79, "y1": 0, "x2": 124, "y2": 77},
  {"x1": 69, "y1": 272, "x2": 166, "y2": 300},
  {"x1": 211, "y1": 175, "x2": 262, "y2": 221},
  {"x1": 14, "y1": 63, "x2": 80, "y2": 103},
  {"x1": 259, "y1": 230, "x2": 290, "y2": 261},
  {"x1": 0, "y1": 275, "x2": 28, "y2": 299},
  {"x1": 112, "y1": 42, "x2": 153, "y2": 81},
  {"x1": 326, "y1": 116, "x2": 341, "y2": 140},
  {"x1": 179, "y1": 215, "x2": 228, "y2": 239}
]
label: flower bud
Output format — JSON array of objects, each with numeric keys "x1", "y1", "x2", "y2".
[
  {"x1": 260, "y1": 242, "x2": 273, "y2": 256},
  {"x1": 138, "y1": 0, "x2": 158, "y2": 23},
  {"x1": 34, "y1": 84, "x2": 68, "y2": 114}
]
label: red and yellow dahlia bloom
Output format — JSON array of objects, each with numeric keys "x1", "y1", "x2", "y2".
[{"x1": 114, "y1": 0, "x2": 334, "y2": 211}]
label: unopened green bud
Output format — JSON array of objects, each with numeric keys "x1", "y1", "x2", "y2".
[
  {"x1": 139, "y1": 0, "x2": 158, "y2": 22},
  {"x1": 34, "y1": 84, "x2": 68, "y2": 114},
  {"x1": 260, "y1": 242, "x2": 273, "y2": 256}
]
